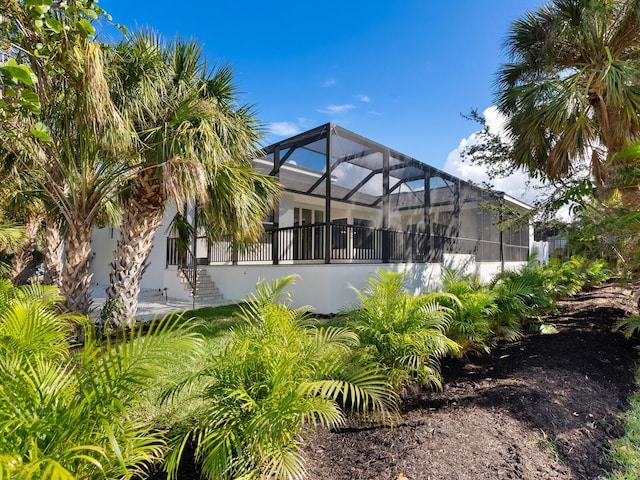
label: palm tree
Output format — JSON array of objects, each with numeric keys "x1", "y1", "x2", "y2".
[
  {"x1": 496, "y1": 0, "x2": 640, "y2": 206},
  {"x1": 3, "y1": 3, "x2": 135, "y2": 312},
  {"x1": 39, "y1": 39, "x2": 132, "y2": 314},
  {"x1": 104, "y1": 32, "x2": 280, "y2": 326}
]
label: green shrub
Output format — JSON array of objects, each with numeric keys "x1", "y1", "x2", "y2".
[
  {"x1": 163, "y1": 276, "x2": 397, "y2": 480},
  {"x1": 345, "y1": 270, "x2": 460, "y2": 390},
  {"x1": 440, "y1": 269, "x2": 497, "y2": 355},
  {"x1": 491, "y1": 257, "x2": 555, "y2": 334},
  {"x1": 0, "y1": 280, "x2": 202, "y2": 480},
  {"x1": 495, "y1": 257, "x2": 553, "y2": 309},
  {"x1": 616, "y1": 315, "x2": 640, "y2": 339},
  {"x1": 489, "y1": 277, "x2": 533, "y2": 341},
  {"x1": 608, "y1": 372, "x2": 640, "y2": 479},
  {"x1": 583, "y1": 258, "x2": 613, "y2": 287}
]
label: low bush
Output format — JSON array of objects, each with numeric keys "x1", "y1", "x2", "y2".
[
  {"x1": 0, "y1": 280, "x2": 202, "y2": 480},
  {"x1": 542, "y1": 256, "x2": 612, "y2": 300},
  {"x1": 608, "y1": 372, "x2": 640, "y2": 479},
  {"x1": 440, "y1": 256, "x2": 612, "y2": 356},
  {"x1": 163, "y1": 276, "x2": 397, "y2": 480},
  {"x1": 439, "y1": 268, "x2": 499, "y2": 355},
  {"x1": 344, "y1": 270, "x2": 460, "y2": 390}
]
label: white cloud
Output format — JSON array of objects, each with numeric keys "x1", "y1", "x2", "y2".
[
  {"x1": 356, "y1": 94, "x2": 370, "y2": 103},
  {"x1": 268, "y1": 122, "x2": 301, "y2": 137},
  {"x1": 319, "y1": 104, "x2": 355, "y2": 114},
  {"x1": 321, "y1": 78, "x2": 337, "y2": 87},
  {"x1": 443, "y1": 106, "x2": 544, "y2": 205}
]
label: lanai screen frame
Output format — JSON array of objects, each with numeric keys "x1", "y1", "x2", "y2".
[{"x1": 261, "y1": 123, "x2": 527, "y2": 264}]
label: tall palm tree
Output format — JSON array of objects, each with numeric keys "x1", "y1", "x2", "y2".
[
  {"x1": 496, "y1": 0, "x2": 640, "y2": 206},
  {"x1": 38, "y1": 39, "x2": 132, "y2": 314},
  {"x1": 3, "y1": 3, "x2": 135, "y2": 312},
  {"x1": 104, "y1": 32, "x2": 280, "y2": 326}
]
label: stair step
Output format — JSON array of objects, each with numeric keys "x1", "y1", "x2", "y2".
[
  {"x1": 191, "y1": 292, "x2": 224, "y2": 300},
  {"x1": 177, "y1": 268, "x2": 225, "y2": 302},
  {"x1": 191, "y1": 287, "x2": 219, "y2": 294}
]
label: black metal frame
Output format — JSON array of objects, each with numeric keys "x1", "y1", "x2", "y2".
[
  {"x1": 166, "y1": 222, "x2": 530, "y2": 267},
  {"x1": 167, "y1": 124, "x2": 531, "y2": 269}
]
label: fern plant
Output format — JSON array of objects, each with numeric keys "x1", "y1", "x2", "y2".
[
  {"x1": 345, "y1": 270, "x2": 460, "y2": 390},
  {"x1": 163, "y1": 275, "x2": 397, "y2": 480},
  {"x1": 440, "y1": 268, "x2": 497, "y2": 356},
  {"x1": 615, "y1": 315, "x2": 640, "y2": 339},
  {"x1": 0, "y1": 280, "x2": 203, "y2": 480}
]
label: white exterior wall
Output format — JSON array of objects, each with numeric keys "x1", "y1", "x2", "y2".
[
  {"x1": 91, "y1": 227, "x2": 118, "y2": 289},
  {"x1": 90, "y1": 207, "x2": 178, "y2": 295},
  {"x1": 279, "y1": 193, "x2": 295, "y2": 227},
  {"x1": 175, "y1": 262, "x2": 444, "y2": 314},
  {"x1": 161, "y1": 258, "x2": 529, "y2": 314},
  {"x1": 531, "y1": 240, "x2": 550, "y2": 265},
  {"x1": 475, "y1": 261, "x2": 527, "y2": 281},
  {"x1": 90, "y1": 201, "x2": 529, "y2": 313}
]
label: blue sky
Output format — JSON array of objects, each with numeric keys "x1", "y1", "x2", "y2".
[{"x1": 99, "y1": 1, "x2": 544, "y2": 174}]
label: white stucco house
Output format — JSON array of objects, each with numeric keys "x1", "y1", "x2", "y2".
[{"x1": 90, "y1": 123, "x2": 532, "y2": 314}]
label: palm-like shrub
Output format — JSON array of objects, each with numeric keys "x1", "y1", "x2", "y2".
[
  {"x1": 488, "y1": 277, "x2": 533, "y2": 341},
  {"x1": 164, "y1": 276, "x2": 397, "y2": 480},
  {"x1": 490, "y1": 258, "x2": 554, "y2": 338},
  {"x1": 345, "y1": 270, "x2": 459, "y2": 390},
  {"x1": 538, "y1": 256, "x2": 611, "y2": 300},
  {"x1": 440, "y1": 269, "x2": 497, "y2": 356},
  {"x1": 615, "y1": 315, "x2": 640, "y2": 339},
  {"x1": 580, "y1": 257, "x2": 612, "y2": 287},
  {"x1": 494, "y1": 258, "x2": 552, "y2": 310},
  {"x1": 542, "y1": 257, "x2": 584, "y2": 298},
  {"x1": 0, "y1": 280, "x2": 202, "y2": 480}
]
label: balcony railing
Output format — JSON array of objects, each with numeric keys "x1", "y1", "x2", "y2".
[{"x1": 166, "y1": 222, "x2": 529, "y2": 267}]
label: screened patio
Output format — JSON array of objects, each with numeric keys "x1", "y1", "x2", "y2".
[{"x1": 166, "y1": 123, "x2": 530, "y2": 268}]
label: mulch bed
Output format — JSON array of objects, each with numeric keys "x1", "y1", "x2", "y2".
[{"x1": 303, "y1": 283, "x2": 640, "y2": 480}]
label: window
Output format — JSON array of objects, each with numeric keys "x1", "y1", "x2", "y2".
[
  {"x1": 293, "y1": 207, "x2": 324, "y2": 260},
  {"x1": 353, "y1": 218, "x2": 374, "y2": 250},
  {"x1": 332, "y1": 218, "x2": 348, "y2": 249}
]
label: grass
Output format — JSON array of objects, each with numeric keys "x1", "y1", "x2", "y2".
[
  {"x1": 608, "y1": 371, "x2": 640, "y2": 479},
  {"x1": 181, "y1": 302, "x2": 246, "y2": 339}
]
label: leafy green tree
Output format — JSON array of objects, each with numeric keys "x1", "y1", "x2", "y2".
[
  {"x1": 1, "y1": 0, "x2": 111, "y2": 141},
  {"x1": 0, "y1": 279, "x2": 203, "y2": 479},
  {"x1": 104, "y1": 31, "x2": 280, "y2": 326},
  {"x1": 496, "y1": 0, "x2": 640, "y2": 207},
  {"x1": 345, "y1": 270, "x2": 460, "y2": 390},
  {"x1": 163, "y1": 276, "x2": 396, "y2": 480}
]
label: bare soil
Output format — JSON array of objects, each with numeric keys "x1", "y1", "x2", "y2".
[{"x1": 303, "y1": 283, "x2": 640, "y2": 480}]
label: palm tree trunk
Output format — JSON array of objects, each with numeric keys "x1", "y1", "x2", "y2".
[
  {"x1": 11, "y1": 216, "x2": 41, "y2": 285},
  {"x1": 43, "y1": 218, "x2": 64, "y2": 287},
  {"x1": 105, "y1": 179, "x2": 165, "y2": 327},
  {"x1": 61, "y1": 218, "x2": 94, "y2": 314}
]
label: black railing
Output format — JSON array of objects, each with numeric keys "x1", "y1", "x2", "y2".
[
  {"x1": 166, "y1": 237, "x2": 197, "y2": 291},
  {"x1": 166, "y1": 237, "x2": 184, "y2": 267},
  {"x1": 180, "y1": 248, "x2": 197, "y2": 292},
  {"x1": 166, "y1": 222, "x2": 528, "y2": 266}
]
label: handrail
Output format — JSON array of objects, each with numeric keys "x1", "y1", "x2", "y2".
[{"x1": 180, "y1": 247, "x2": 197, "y2": 293}]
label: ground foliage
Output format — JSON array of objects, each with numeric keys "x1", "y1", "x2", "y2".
[{"x1": 303, "y1": 283, "x2": 639, "y2": 480}]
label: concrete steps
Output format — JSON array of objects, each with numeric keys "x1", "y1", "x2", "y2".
[{"x1": 178, "y1": 268, "x2": 225, "y2": 302}]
